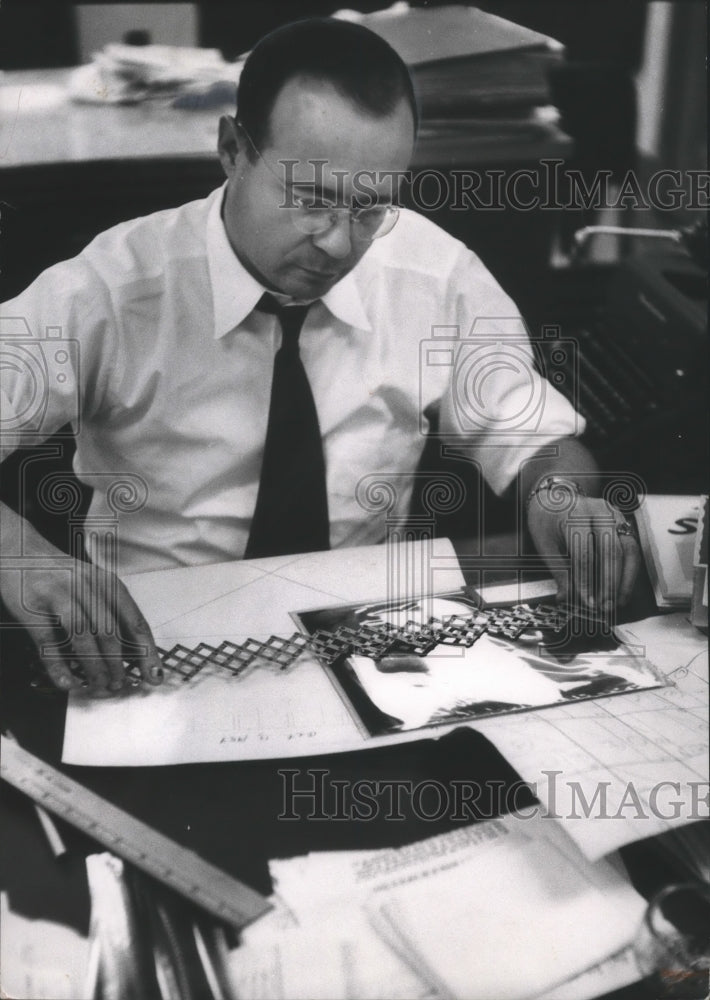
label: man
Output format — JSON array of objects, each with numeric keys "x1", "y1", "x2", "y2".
[{"x1": 0, "y1": 18, "x2": 639, "y2": 696}]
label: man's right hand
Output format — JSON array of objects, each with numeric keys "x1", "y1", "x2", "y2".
[{"x1": 1, "y1": 502, "x2": 164, "y2": 696}]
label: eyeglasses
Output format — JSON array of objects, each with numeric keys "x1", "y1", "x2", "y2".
[{"x1": 237, "y1": 121, "x2": 400, "y2": 243}]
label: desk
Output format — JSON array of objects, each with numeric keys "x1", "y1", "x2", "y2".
[
  {"x1": 0, "y1": 68, "x2": 572, "y2": 169},
  {"x1": 1, "y1": 538, "x2": 706, "y2": 999},
  {"x1": 0, "y1": 68, "x2": 572, "y2": 304}
]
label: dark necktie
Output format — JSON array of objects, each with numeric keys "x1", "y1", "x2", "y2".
[{"x1": 244, "y1": 293, "x2": 330, "y2": 558}]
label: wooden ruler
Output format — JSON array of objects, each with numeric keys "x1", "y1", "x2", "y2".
[{"x1": 0, "y1": 735, "x2": 271, "y2": 929}]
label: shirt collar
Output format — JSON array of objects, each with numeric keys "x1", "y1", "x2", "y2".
[
  {"x1": 207, "y1": 183, "x2": 372, "y2": 337},
  {"x1": 207, "y1": 185, "x2": 265, "y2": 339},
  {"x1": 321, "y1": 267, "x2": 372, "y2": 332}
]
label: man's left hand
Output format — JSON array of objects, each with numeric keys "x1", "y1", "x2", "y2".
[{"x1": 527, "y1": 489, "x2": 641, "y2": 614}]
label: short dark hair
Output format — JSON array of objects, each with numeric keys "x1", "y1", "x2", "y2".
[{"x1": 236, "y1": 17, "x2": 419, "y2": 152}]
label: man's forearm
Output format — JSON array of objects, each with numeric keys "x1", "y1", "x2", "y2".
[
  {"x1": 518, "y1": 437, "x2": 601, "y2": 507},
  {"x1": 519, "y1": 438, "x2": 640, "y2": 610}
]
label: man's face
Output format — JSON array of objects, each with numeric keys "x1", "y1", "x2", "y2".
[{"x1": 218, "y1": 76, "x2": 415, "y2": 298}]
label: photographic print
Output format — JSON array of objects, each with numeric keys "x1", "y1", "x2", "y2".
[{"x1": 295, "y1": 589, "x2": 667, "y2": 735}]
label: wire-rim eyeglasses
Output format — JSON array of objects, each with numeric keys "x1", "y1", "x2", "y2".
[{"x1": 236, "y1": 120, "x2": 400, "y2": 242}]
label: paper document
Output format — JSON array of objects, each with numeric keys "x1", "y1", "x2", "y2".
[
  {"x1": 264, "y1": 813, "x2": 645, "y2": 1000},
  {"x1": 63, "y1": 540, "x2": 465, "y2": 765},
  {"x1": 471, "y1": 613, "x2": 709, "y2": 859},
  {"x1": 264, "y1": 826, "x2": 514, "y2": 999},
  {"x1": 235, "y1": 885, "x2": 410, "y2": 997},
  {"x1": 225, "y1": 929, "x2": 352, "y2": 1000},
  {"x1": 0, "y1": 892, "x2": 93, "y2": 1000},
  {"x1": 365, "y1": 814, "x2": 646, "y2": 1000},
  {"x1": 226, "y1": 924, "x2": 433, "y2": 1000},
  {"x1": 539, "y1": 948, "x2": 641, "y2": 1000}
]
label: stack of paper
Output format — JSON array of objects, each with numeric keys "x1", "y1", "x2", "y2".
[
  {"x1": 411, "y1": 49, "x2": 558, "y2": 118},
  {"x1": 227, "y1": 888, "x2": 431, "y2": 1000},
  {"x1": 67, "y1": 44, "x2": 238, "y2": 105},
  {"x1": 334, "y1": 4, "x2": 564, "y2": 154},
  {"x1": 227, "y1": 814, "x2": 646, "y2": 1000},
  {"x1": 366, "y1": 815, "x2": 645, "y2": 999}
]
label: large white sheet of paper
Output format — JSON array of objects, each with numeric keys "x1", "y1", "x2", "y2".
[
  {"x1": 226, "y1": 922, "x2": 433, "y2": 1000},
  {"x1": 538, "y1": 948, "x2": 641, "y2": 1000},
  {"x1": 62, "y1": 539, "x2": 466, "y2": 765},
  {"x1": 265, "y1": 813, "x2": 646, "y2": 1000},
  {"x1": 0, "y1": 892, "x2": 93, "y2": 1000},
  {"x1": 470, "y1": 613, "x2": 709, "y2": 860},
  {"x1": 366, "y1": 817, "x2": 646, "y2": 1000}
]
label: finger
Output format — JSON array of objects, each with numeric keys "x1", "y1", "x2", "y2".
[
  {"x1": 61, "y1": 567, "x2": 118, "y2": 693},
  {"x1": 526, "y1": 507, "x2": 571, "y2": 605},
  {"x1": 593, "y1": 515, "x2": 622, "y2": 614},
  {"x1": 550, "y1": 563, "x2": 571, "y2": 606},
  {"x1": 31, "y1": 627, "x2": 85, "y2": 693},
  {"x1": 570, "y1": 519, "x2": 595, "y2": 610},
  {"x1": 93, "y1": 631, "x2": 131, "y2": 692},
  {"x1": 67, "y1": 632, "x2": 114, "y2": 696},
  {"x1": 616, "y1": 532, "x2": 642, "y2": 607},
  {"x1": 73, "y1": 569, "x2": 138, "y2": 693},
  {"x1": 116, "y1": 588, "x2": 164, "y2": 686},
  {"x1": 535, "y1": 530, "x2": 570, "y2": 606},
  {"x1": 125, "y1": 624, "x2": 164, "y2": 686},
  {"x1": 84, "y1": 569, "x2": 128, "y2": 691}
]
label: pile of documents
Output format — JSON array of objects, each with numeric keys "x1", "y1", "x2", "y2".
[
  {"x1": 67, "y1": 44, "x2": 239, "y2": 105},
  {"x1": 335, "y1": 3, "x2": 565, "y2": 153},
  {"x1": 227, "y1": 813, "x2": 647, "y2": 1000}
]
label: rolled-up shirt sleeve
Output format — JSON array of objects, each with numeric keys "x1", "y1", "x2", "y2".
[
  {"x1": 1, "y1": 259, "x2": 114, "y2": 461},
  {"x1": 439, "y1": 249, "x2": 585, "y2": 496}
]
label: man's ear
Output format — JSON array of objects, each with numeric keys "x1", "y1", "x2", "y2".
[{"x1": 218, "y1": 115, "x2": 240, "y2": 177}]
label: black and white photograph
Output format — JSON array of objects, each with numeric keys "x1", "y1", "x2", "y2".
[
  {"x1": 0, "y1": 1, "x2": 708, "y2": 998},
  {"x1": 294, "y1": 590, "x2": 667, "y2": 735}
]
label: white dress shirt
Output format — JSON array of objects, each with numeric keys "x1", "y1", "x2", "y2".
[{"x1": 1, "y1": 185, "x2": 582, "y2": 573}]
